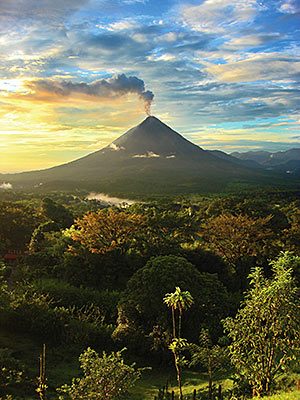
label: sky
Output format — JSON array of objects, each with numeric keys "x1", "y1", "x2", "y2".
[{"x1": 0, "y1": 0, "x2": 299, "y2": 172}]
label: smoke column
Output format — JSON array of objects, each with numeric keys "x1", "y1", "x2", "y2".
[
  {"x1": 28, "y1": 74, "x2": 154, "y2": 115},
  {"x1": 140, "y1": 90, "x2": 154, "y2": 115}
]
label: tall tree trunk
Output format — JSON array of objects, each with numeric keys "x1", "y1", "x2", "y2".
[
  {"x1": 174, "y1": 350, "x2": 183, "y2": 400},
  {"x1": 178, "y1": 311, "x2": 182, "y2": 339},
  {"x1": 208, "y1": 358, "x2": 213, "y2": 400},
  {"x1": 37, "y1": 344, "x2": 47, "y2": 400},
  {"x1": 172, "y1": 307, "x2": 176, "y2": 339}
]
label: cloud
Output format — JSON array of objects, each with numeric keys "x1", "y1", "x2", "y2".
[
  {"x1": 147, "y1": 53, "x2": 176, "y2": 62},
  {"x1": 122, "y1": 0, "x2": 146, "y2": 4},
  {"x1": 164, "y1": 75, "x2": 300, "y2": 125},
  {"x1": 205, "y1": 53, "x2": 300, "y2": 83},
  {"x1": 132, "y1": 151, "x2": 160, "y2": 158},
  {"x1": 0, "y1": 0, "x2": 299, "y2": 169},
  {"x1": 26, "y1": 74, "x2": 154, "y2": 114},
  {"x1": 103, "y1": 19, "x2": 139, "y2": 31},
  {"x1": 182, "y1": 0, "x2": 258, "y2": 33},
  {"x1": 0, "y1": 182, "x2": 12, "y2": 190},
  {"x1": 279, "y1": 0, "x2": 300, "y2": 14},
  {"x1": 0, "y1": 0, "x2": 89, "y2": 25},
  {"x1": 108, "y1": 143, "x2": 125, "y2": 151},
  {"x1": 224, "y1": 33, "x2": 282, "y2": 50},
  {"x1": 57, "y1": 30, "x2": 155, "y2": 73},
  {"x1": 85, "y1": 33, "x2": 131, "y2": 49}
]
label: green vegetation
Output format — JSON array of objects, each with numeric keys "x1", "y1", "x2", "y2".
[
  {"x1": 223, "y1": 253, "x2": 300, "y2": 397},
  {"x1": 0, "y1": 190, "x2": 299, "y2": 399},
  {"x1": 57, "y1": 348, "x2": 143, "y2": 400}
]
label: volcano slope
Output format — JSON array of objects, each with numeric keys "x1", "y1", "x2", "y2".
[{"x1": 1, "y1": 116, "x2": 296, "y2": 196}]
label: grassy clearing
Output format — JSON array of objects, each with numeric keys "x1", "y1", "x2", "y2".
[
  {"x1": 266, "y1": 390, "x2": 300, "y2": 400},
  {"x1": 130, "y1": 368, "x2": 299, "y2": 400},
  {"x1": 130, "y1": 369, "x2": 232, "y2": 400}
]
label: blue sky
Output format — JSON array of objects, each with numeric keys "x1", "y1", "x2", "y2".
[{"x1": 0, "y1": 0, "x2": 299, "y2": 172}]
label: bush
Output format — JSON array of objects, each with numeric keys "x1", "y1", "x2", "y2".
[
  {"x1": 0, "y1": 348, "x2": 24, "y2": 396},
  {"x1": 0, "y1": 287, "x2": 115, "y2": 347},
  {"x1": 32, "y1": 279, "x2": 120, "y2": 323},
  {"x1": 0, "y1": 291, "x2": 66, "y2": 344},
  {"x1": 57, "y1": 347, "x2": 143, "y2": 400}
]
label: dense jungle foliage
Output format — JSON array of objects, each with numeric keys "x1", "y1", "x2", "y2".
[{"x1": 0, "y1": 190, "x2": 299, "y2": 399}]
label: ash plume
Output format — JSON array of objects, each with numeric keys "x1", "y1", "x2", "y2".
[
  {"x1": 141, "y1": 90, "x2": 154, "y2": 116},
  {"x1": 29, "y1": 74, "x2": 154, "y2": 114}
]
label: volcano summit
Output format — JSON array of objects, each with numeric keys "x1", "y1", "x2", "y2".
[{"x1": 0, "y1": 116, "x2": 293, "y2": 195}]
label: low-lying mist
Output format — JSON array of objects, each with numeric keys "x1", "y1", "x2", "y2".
[
  {"x1": 0, "y1": 182, "x2": 13, "y2": 190},
  {"x1": 86, "y1": 192, "x2": 136, "y2": 206}
]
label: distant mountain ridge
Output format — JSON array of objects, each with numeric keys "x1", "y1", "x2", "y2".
[
  {"x1": 231, "y1": 148, "x2": 300, "y2": 175},
  {"x1": 0, "y1": 116, "x2": 298, "y2": 195},
  {"x1": 208, "y1": 150, "x2": 262, "y2": 169}
]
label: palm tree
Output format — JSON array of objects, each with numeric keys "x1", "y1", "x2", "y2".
[
  {"x1": 164, "y1": 287, "x2": 194, "y2": 400},
  {"x1": 164, "y1": 286, "x2": 194, "y2": 338}
]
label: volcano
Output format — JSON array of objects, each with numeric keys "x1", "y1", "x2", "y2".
[{"x1": 0, "y1": 116, "x2": 292, "y2": 195}]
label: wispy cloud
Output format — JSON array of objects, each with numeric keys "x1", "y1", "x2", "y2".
[
  {"x1": 205, "y1": 53, "x2": 300, "y2": 82},
  {"x1": 132, "y1": 151, "x2": 160, "y2": 158},
  {"x1": 182, "y1": 0, "x2": 259, "y2": 33},
  {"x1": 279, "y1": 0, "x2": 300, "y2": 14},
  {"x1": 0, "y1": 0, "x2": 89, "y2": 23}
]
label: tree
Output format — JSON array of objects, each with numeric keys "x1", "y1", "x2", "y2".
[
  {"x1": 129, "y1": 202, "x2": 199, "y2": 256},
  {"x1": 164, "y1": 286, "x2": 194, "y2": 339},
  {"x1": 42, "y1": 198, "x2": 73, "y2": 228},
  {"x1": 28, "y1": 198, "x2": 74, "y2": 254},
  {"x1": 202, "y1": 213, "x2": 275, "y2": 289},
  {"x1": 57, "y1": 348, "x2": 143, "y2": 400},
  {"x1": 202, "y1": 213, "x2": 273, "y2": 267},
  {"x1": 29, "y1": 221, "x2": 59, "y2": 253},
  {"x1": 68, "y1": 208, "x2": 145, "y2": 255},
  {"x1": 0, "y1": 201, "x2": 41, "y2": 253},
  {"x1": 283, "y1": 205, "x2": 300, "y2": 256},
  {"x1": 164, "y1": 287, "x2": 193, "y2": 400},
  {"x1": 223, "y1": 252, "x2": 300, "y2": 396},
  {"x1": 115, "y1": 256, "x2": 229, "y2": 349}
]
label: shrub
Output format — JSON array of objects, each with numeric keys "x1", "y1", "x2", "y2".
[
  {"x1": 57, "y1": 348, "x2": 143, "y2": 400},
  {"x1": 0, "y1": 348, "x2": 24, "y2": 396},
  {"x1": 32, "y1": 279, "x2": 120, "y2": 323}
]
